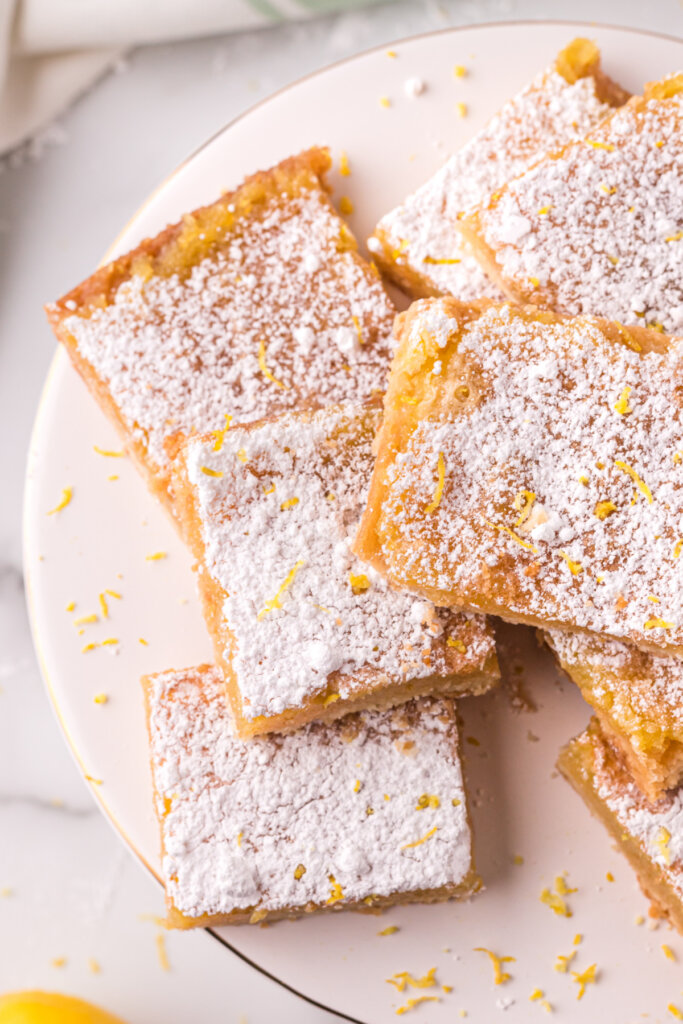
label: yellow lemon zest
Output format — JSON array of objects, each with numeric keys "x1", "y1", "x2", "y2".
[
  {"x1": 352, "y1": 314, "x2": 364, "y2": 345},
  {"x1": 47, "y1": 486, "x2": 73, "y2": 515},
  {"x1": 644, "y1": 617, "x2": 674, "y2": 630},
  {"x1": 662, "y1": 944, "x2": 676, "y2": 961},
  {"x1": 93, "y1": 445, "x2": 125, "y2": 457},
  {"x1": 487, "y1": 521, "x2": 538, "y2": 553},
  {"x1": 595, "y1": 500, "x2": 617, "y2": 520},
  {"x1": 379, "y1": 95, "x2": 391, "y2": 108},
  {"x1": 236, "y1": 448, "x2": 248, "y2": 463},
  {"x1": 530, "y1": 989, "x2": 544, "y2": 1001},
  {"x1": 339, "y1": 150, "x2": 351, "y2": 176},
  {"x1": 666, "y1": 232, "x2": 683, "y2": 242},
  {"x1": 156, "y1": 932, "x2": 170, "y2": 972},
  {"x1": 529, "y1": 276, "x2": 540, "y2": 288},
  {"x1": 446, "y1": 637, "x2": 466, "y2": 652},
  {"x1": 349, "y1": 572, "x2": 370, "y2": 593},
  {"x1": 455, "y1": 101, "x2": 467, "y2": 118},
  {"x1": 571, "y1": 963, "x2": 597, "y2": 1000},
  {"x1": 655, "y1": 826, "x2": 672, "y2": 864},
  {"x1": 540, "y1": 888, "x2": 571, "y2": 917},
  {"x1": 425, "y1": 452, "x2": 446, "y2": 514},
  {"x1": 258, "y1": 338, "x2": 287, "y2": 389},
  {"x1": 453, "y1": 64, "x2": 467, "y2": 77},
  {"x1": 615, "y1": 460, "x2": 653, "y2": 503},
  {"x1": 74, "y1": 614, "x2": 98, "y2": 626},
  {"x1": 423, "y1": 255, "x2": 462, "y2": 265},
  {"x1": 585, "y1": 139, "x2": 615, "y2": 151},
  {"x1": 294, "y1": 863, "x2": 306, "y2": 880},
  {"x1": 674, "y1": 539, "x2": 683, "y2": 558},
  {"x1": 559, "y1": 551, "x2": 583, "y2": 576},
  {"x1": 538, "y1": 205, "x2": 551, "y2": 215},
  {"x1": 615, "y1": 323, "x2": 641, "y2": 352},
  {"x1": 555, "y1": 874, "x2": 578, "y2": 895},
  {"x1": 402, "y1": 826, "x2": 438, "y2": 850},
  {"x1": 200, "y1": 466, "x2": 223, "y2": 478},
  {"x1": 396, "y1": 996, "x2": 439, "y2": 1015},
  {"x1": 474, "y1": 948, "x2": 515, "y2": 985},
  {"x1": 327, "y1": 875, "x2": 344, "y2": 903},
  {"x1": 258, "y1": 560, "x2": 304, "y2": 620},
  {"x1": 93, "y1": 693, "x2": 108, "y2": 705},
  {"x1": 323, "y1": 692, "x2": 340, "y2": 706},
  {"x1": 280, "y1": 496, "x2": 299, "y2": 510},
  {"x1": 415, "y1": 794, "x2": 440, "y2": 810},
  {"x1": 668, "y1": 1005, "x2": 683, "y2": 1020},
  {"x1": 513, "y1": 489, "x2": 536, "y2": 527},
  {"x1": 555, "y1": 951, "x2": 577, "y2": 973},
  {"x1": 379, "y1": 925, "x2": 399, "y2": 935},
  {"x1": 387, "y1": 968, "x2": 437, "y2": 992},
  {"x1": 146, "y1": 551, "x2": 167, "y2": 561},
  {"x1": 212, "y1": 414, "x2": 233, "y2": 451},
  {"x1": 614, "y1": 385, "x2": 632, "y2": 415}
]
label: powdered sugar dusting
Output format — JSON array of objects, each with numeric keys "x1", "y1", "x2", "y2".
[
  {"x1": 147, "y1": 666, "x2": 474, "y2": 919},
  {"x1": 575, "y1": 726, "x2": 683, "y2": 895},
  {"x1": 373, "y1": 67, "x2": 618, "y2": 299},
  {"x1": 183, "y1": 402, "x2": 495, "y2": 720},
  {"x1": 470, "y1": 89, "x2": 683, "y2": 332},
  {"x1": 59, "y1": 189, "x2": 394, "y2": 469},
  {"x1": 368, "y1": 300, "x2": 683, "y2": 654}
]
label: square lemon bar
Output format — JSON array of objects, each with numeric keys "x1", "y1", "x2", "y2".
[
  {"x1": 461, "y1": 75, "x2": 683, "y2": 334},
  {"x1": 172, "y1": 401, "x2": 498, "y2": 737},
  {"x1": 369, "y1": 38, "x2": 628, "y2": 301},
  {"x1": 354, "y1": 299, "x2": 683, "y2": 656},
  {"x1": 560, "y1": 719, "x2": 683, "y2": 935},
  {"x1": 546, "y1": 629, "x2": 683, "y2": 801},
  {"x1": 143, "y1": 665, "x2": 481, "y2": 928},
  {"x1": 46, "y1": 148, "x2": 395, "y2": 510}
]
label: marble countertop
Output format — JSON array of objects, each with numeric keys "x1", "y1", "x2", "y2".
[{"x1": 1, "y1": 1, "x2": 680, "y2": 1020}]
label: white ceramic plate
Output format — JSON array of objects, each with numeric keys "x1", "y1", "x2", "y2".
[{"x1": 24, "y1": 21, "x2": 683, "y2": 1023}]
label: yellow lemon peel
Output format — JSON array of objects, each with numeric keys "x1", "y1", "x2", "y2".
[
  {"x1": 474, "y1": 948, "x2": 515, "y2": 985},
  {"x1": 47, "y1": 487, "x2": 73, "y2": 515},
  {"x1": 258, "y1": 338, "x2": 287, "y2": 389},
  {"x1": 425, "y1": 453, "x2": 446, "y2": 514},
  {"x1": 258, "y1": 560, "x2": 304, "y2": 620}
]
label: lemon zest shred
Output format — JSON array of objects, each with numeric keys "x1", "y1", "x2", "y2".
[
  {"x1": 415, "y1": 794, "x2": 440, "y2": 810},
  {"x1": 662, "y1": 944, "x2": 676, "y2": 961},
  {"x1": 81, "y1": 642, "x2": 99, "y2": 653},
  {"x1": 93, "y1": 693, "x2": 108, "y2": 705},
  {"x1": 555, "y1": 951, "x2": 577, "y2": 973},
  {"x1": 538, "y1": 205, "x2": 551, "y2": 215},
  {"x1": 595, "y1": 500, "x2": 617, "y2": 520},
  {"x1": 200, "y1": 466, "x2": 223, "y2": 478},
  {"x1": 349, "y1": 572, "x2": 370, "y2": 593},
  {"x1": 146, "y1": 551, "x2": 167, "y2": 561},
  {"x1": 339, "y1": 150, "x2": 351, "y2": 176},
  {"x1": 655, "y1": 826, "x2": 672, "y2": 864},
  {"x1": 615, "y1": 323, "x2": 641, "y2": 352},
  {"x1": 585, "y1": 139, "x2": 615, "y2": 151},
  {"x1": 486, "y1": 521, "x2": 538, "y2": 553},
  {"x1": 540, "y1": 887, "x2": 571, "y2": 917},
  {"x1": 98, "y1": 593, "x2": 109, "y2": 619},
  {"x1": 93, "y1": 446, "x2": 124, "y2": 457},
  {"x1": 559, "y1": 551, "x2": 583, "y2": 576},
  {"x1": 379, "y1": 925, "x2": 399, "y2": 936},
  {"x1": 530, "y1": 989, "x2": 544, "y2": 1001},
  {"x1": 280, "y1": 496, "x2": 299, "y2": 510},
  {"x1": 236, "y1": 448, "x2": 248, "y2": 463},
  {"x1": 351, "y1": 314, "x2": 365, "y2": 345},
  {"x1": 455, "y1": 101, "x2": 467, "y2": 118},
  {"x1": 102, "y1": 637, "x2": 118, "y2": 646},
  {"x1": 65, "y1": 601, "x2": 75, "y2": 612},
  {"x1": 669, "y1": 1005, "x2": 683, "y2": 1020},
  {"x1": 258, "y1": 560, "x2": 305, "y2": 620},
  {"x1": 387, "y1": 967, "x2": 437, "y2": 992},
  {"x1": 402, "y1": 826, "x2": 438, "y2": 850},
  {"x1": 396, "y1": 996, "x2": 439, "y2": 1015},
  {"x1": 105, "y1": 589, "x2": 121, "y2": 599},
  {"x1": 47, "y1": 487, "x2": 73, "y2": 515},
  {"x1": 294, "y1": 863, "x2": 306, "y2": 880},
  {"x1": 453, "y1": 64, "x2": 467, "y2": 77},
  {"x1": 139, "y1": 637, "x2": 148, "y2": 646},
  {"x1": 674, "y1": 539, "x2": 683, "y2": 559},
  {"x1": 212, "y1": 414, "x2": 233, "y2": 452},
  {"x1": 156, "y1": 932, "x2": 170, "y2": 972},
  {"x1": 327, "y1": 874, "x2": 344, "y2": 903},
  {"x1": 473, "y1": 948, "x2": 515, "y2": 985},
  {"x1": 614, "y1": 385, "x2": 632, "y2": 415},
  {"x1": 513, "y1": 489, "x2": 536, "y2": 527},
  {"x1": 74, "y1": 614, "x2": 98, "y2": 626},
  {"x1": 446, "y1": 637, "x2": 466, "y2": 652},
  {"x1": 615, "y1": 460, "x2": 653, "y2": 502},
  {"x1": 644, "y1": 617, "x2": 674, "y2": 630},
  {"x1": 423, "y1": 256, "x2": 461, "y2": 265},
  {"x1": 554, "y1": 874, "x2": 578, "y2": 895},
  {"x1": 258, "y1": 338, "x2": 287, "y2": 389},
  {"x1": 424, "y1": 452, "x2": 446, "y2": 514},
  {"x1": 379, "y1": 95, "x2": 391, "y2": 108},
  {"x1": 665, "y1": 232, "x2": 683, "y2": 243},
  {"x1": 323, "y1": 692, "x2": 340, "y2": 706},
  {"x1": 571, "y1": 963, "x2": 597, "y2": 1000}
]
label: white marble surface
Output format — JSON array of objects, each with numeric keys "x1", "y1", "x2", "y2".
[{"x1": 1, "y1": 1, "x2": 681, "y2": 1021}]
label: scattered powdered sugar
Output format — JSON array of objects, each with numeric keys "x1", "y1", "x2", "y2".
[
  {"x1": 372, "y1": 301, "x2": 683, "y2": 653},
  {"x1": 147, "y1": 666, "x2": 474, "y2": 919},
  {"x1": 372, "y1": 66, "x2": 619, "y2": 299},
  {"x1": 58, "y1": 188, "x2": 394, "y2": 469},
  {"x1": 579, "y1": 726, "x2": 683, "y2": 897},
  {"x1": 546, "y1": 628, "x2": 683, "y2": 739},
  {"x1": 183, "y1": 402, "x2": 494, "y2": 720},
  {"x1": 472, "y1": 91, "x2": 683, "y2": 333}
]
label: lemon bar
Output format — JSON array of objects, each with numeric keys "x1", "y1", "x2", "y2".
[
  {"x1": 461, "y1": 75, "x2": 683, "y2": 333},
  {"x1": 559, "y1": 719, "x2": 683, "y2": 934},
  {"x1": 354, "y1": 298, "x2": 683, "y2": 657},
  {"x1": 45, "y1": 148, "x2": 395, "y2": 510},
  {"x1": 172, "y1": 401, "x2": 498, "y2": 737},
  {"x1": 369, "y1": 39, "x2": 628, "y2": 301},
  {"x1": 143, "y1": 665, "x2": 481, "y2": 928},
  {"x1": 546, "y1": 629, "x2": 683, "y2": 801}
]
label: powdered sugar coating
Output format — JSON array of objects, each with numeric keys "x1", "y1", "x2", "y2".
[
  {"x1": 57, "y1": 189, "x2": 394, "y2": 469},
  {"x1": 183, "y1": 402, "x2": 495, "y2": 720},
  {"x1": 147, "y1": 666, "x2": 474, "y2": 919},
  {"x1": 575, "y1": 726, "x2": 683, "y2": 895},
  {"x1": 372, "y1": 67, "x2": 618, "y2": 300},
  {"x1": 469, "y1": 89, "x2": 683, "y2": 332},
  {"x1": 363, "y1": 300, "x2": 683, "y2": 654}
]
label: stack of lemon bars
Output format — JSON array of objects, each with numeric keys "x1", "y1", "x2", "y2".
[{"x1": 46, "y1": 40, "x2": 683, "y2": 939}]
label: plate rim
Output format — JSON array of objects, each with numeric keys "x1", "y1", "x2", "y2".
[{"x1": 22, "y1": 18, "x2": 683, "y2": 1022}]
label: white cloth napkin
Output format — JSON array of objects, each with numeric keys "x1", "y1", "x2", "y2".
[{"x1": 0, "y1": 0, "x2": 384, "y2": 154}]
